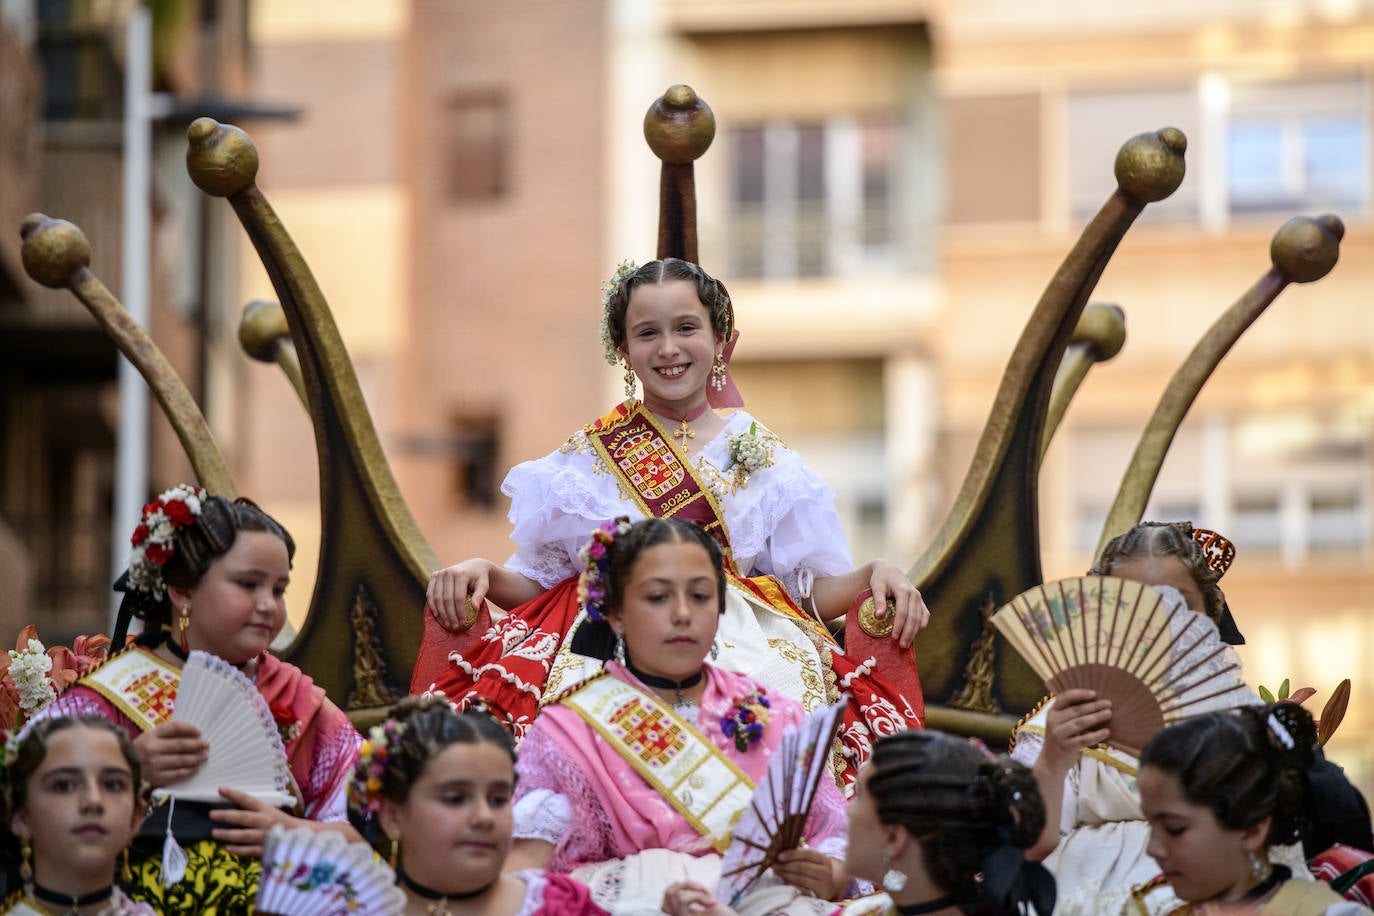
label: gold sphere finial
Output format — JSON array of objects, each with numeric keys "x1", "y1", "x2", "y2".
[
  {"x1": 643, "y1": 84, "x2": 716, "y2": 164},
  {"x1": 1270, "y1": 214, "x2": 1343, "y2": 283},
  {"x1": 1114, "y1": 127, "x2": 1187, "y2": 203},
  {"x1": 238, "y1": 300, "x2": 291, "y2": 362},
  {"x1": 186, "y1": 117, "x2": 259, "y2": 197},
  {"x1": 19, "y1": 213, "x2": 92, "y2": 289},
  {"x1": 1071, "y1": 303, "x2": 1127, "y2": 361}
]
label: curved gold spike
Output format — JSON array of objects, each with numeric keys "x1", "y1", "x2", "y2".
[
  {"x1": 18, "y1": 214, "x2": 237, "y2": 498},
  {"x1": 911, "y1": 128, "x2": 1187, "y2": 714},
  {"x1": 1095, "y1": 214, "x2": 1344, "y2": 555},
  {"x1": 644, "y1": 85, "x2": 715, "y2": 263},
  {"x1": 238, "y1": 299, "x2": 307, "y2": 407},
  {"x1": 1039, "y1": 303, "x2": 1127, "y2": 462},
  {"x1": 185, "y1": 117, "x2": 437, "y2": 706}
]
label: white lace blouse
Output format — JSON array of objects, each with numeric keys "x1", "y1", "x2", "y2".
[{"x1": 501, "y1": 408, "x2": 853, "y2": 601}]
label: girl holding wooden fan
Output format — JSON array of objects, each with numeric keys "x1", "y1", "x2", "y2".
[
  {"x1": 1128, "y1": 703, "x2": 1369, "y2": 914},
  {"x1": 1006, "y1": 522, "x2": 1275, "y2": 916},
  {"x1": 345, "y1": 695, "x2": 606, "y2": 916},
  {"x1": 37, "y1": 486, "x2": 362, "y2": 913},
  {"x1": 1, "y1": 715, "x2": 156, "y2": 915},
  {"x1": 506, "y1": 517, "x2": 850, "y2": 914}
]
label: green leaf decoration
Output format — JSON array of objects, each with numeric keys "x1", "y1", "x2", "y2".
[
  {"x1": 1278, "y1": 678, "x2": 1290, "y2": 700},
  {"x1": 1258, "y1": 685, "x2": 1275, "y2": 704}
]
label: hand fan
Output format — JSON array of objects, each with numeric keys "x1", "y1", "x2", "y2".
[
  {"x1": 152, "y1": 649, "x2": 297, "y2": 808},
  {"x1": 992, "y1": 576, "x2": 1253, "y2": 755},
  {"x1": 716, "y1": 696, "x2": 847, "y2": 906},
  {"x1": 256, "y1": 825, "x2": 406, "y2": 915}
]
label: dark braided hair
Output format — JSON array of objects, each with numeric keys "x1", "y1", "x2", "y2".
[
  {"x1": 570, "y1": 517, "x2": 727, "y2": 660},
  {"x1": 605, "y1": 258, "x2": 734, "y2": 351},
  {"x1": 376, "y1": 696, "x2": 515, "y2": 807},
  {"x1": 868, "y1": 731, "x2": 1049, "y2": 915},
  {"x1": 1138, "y1": 703, "x2": 1312, "y2": 848},
  {"x1": 1091, "y1": 521, "x2": 1224, "y2": 624},
  {"x1": 119, "y1": 495, "x2": 295, "y2": 639}
]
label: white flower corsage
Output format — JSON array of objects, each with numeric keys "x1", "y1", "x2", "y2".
[{"x1": 726, "y1": 422, "x2": 775, "y2": 479}]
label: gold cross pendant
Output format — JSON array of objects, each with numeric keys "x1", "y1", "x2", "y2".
[{"x1": 673, "y1": 418, "x2": 695, "y2": 445}]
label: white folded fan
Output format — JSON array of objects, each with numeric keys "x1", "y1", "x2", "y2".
[
  {"x1": 256, "y1": 825, "x2": 405, "y2": 916},
  {"x1": 153, "y1": 649, "x2": 297, "y2": 808}
]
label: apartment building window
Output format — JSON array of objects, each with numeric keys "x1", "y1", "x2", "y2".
[
  {"x1": 442, "y1": 90, "x2": 509, "y2": 202},
  {"x1": 729, "y1": 116, "x2": 899, "y2": 279},
  {"x1": 1065, "y1": 76, "x2": 1368, "y2": 224},
  {"x1": 1227, "y1": 79, "x2": 1368, "y2": 215}
]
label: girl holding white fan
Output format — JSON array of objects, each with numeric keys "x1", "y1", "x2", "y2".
[{"x1": 40, "y1": 485, "x2": 362, "y2": 913}]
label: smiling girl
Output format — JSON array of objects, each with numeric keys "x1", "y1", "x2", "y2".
[
  {"x1": 417, "y1": 258, "x2": 926, "y2": 791},
  {"x1": 38, "y1": 486, "x2": 361, "y2": 913},
  {"x1": 1, "y1": 716, "x2": 156, "y2": 915}
]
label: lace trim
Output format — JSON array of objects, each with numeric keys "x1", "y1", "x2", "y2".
[
  {"x1": 512, "y1": 789, "x2": 573, "y2": 844},
  {"x1": 513, "y1": 725, "x2": 620, "y2": 872}
]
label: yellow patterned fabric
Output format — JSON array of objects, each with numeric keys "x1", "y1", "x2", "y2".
[{"x1": 122, "y1": 840, "x2": 260, "y2": 915}]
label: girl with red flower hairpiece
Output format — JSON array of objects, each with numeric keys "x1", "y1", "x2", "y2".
[{"x1": 33, "y1": 488, "x2": 363, "y2": 915}]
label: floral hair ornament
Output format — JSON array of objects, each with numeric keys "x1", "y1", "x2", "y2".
[
  {"x1": 600, "y1": 259, "x2": 639, "y2": 366},
  {"x1": 1189, "y1": 527, "x2": 1236, "y2": 577},
  {"x1": 722, "y1": 688, "x2": 771, "y2": 752},
  {"x1": 577, "y1": 517, "x2": 634, "y2": 622},
  {"x1": 127, "y1": 484, "x2": 207, "y2": 599},
  {"x1": 348, "y1": 717, "x2": 405, "y2": 817}
]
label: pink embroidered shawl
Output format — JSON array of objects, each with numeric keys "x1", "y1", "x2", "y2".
[{"x1": 515, "y1": 662, "x2": 848, "y2": 872}]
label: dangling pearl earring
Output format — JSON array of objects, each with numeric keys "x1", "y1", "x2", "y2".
[
  {"x1": 881, "y1": 850, "x2": 907, "y2": 892},
  {"x1": 710, "y1": 352, "x2": 727, "y2": 391},
  {"x1": 614, "y1": 630, "x2": 627, "y2": 666},
  {"x1": 622, "y1": 357, "x2": 637, "y2": 400}
]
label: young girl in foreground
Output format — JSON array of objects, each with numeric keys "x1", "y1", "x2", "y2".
[
  {"x1": 509, "y1": 517, "x2": 850, "y2": 914},
  {"x1": 41, "y1": 485, "x2": 361, "y2": 911},
  {"x1": 1, "y1": 716, "x2": 156, "y2": 915},
  {"x1": 350, "y1": 696, "x2": 606, "y2": 915},
  {"x1": 1131, "y1": 703, "x2": 1370, "y2": 914}
]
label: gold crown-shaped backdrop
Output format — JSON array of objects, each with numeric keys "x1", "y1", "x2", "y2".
[{"x1": 18, "y1": 85, "x2": 1344, "y2": 734}]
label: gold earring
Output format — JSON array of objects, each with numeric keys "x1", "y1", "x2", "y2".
[
  {"x1": 178, "y1": 602, "x2": 191, "y2": 654},
  {"x1": 389, "y1": 837, "x2": 399, "y2": 869},
  {"x1": 622, "y1": 357, "x2": 637, "y2": 400},
  {"x1": 19, "y1": 836, "x2": 33, "y2": 885},
  {"x1": 122, "y1": 847, "x2": 132, "y2": 882}
]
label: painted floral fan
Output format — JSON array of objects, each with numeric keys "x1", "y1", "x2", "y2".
[
  {"x1": 992, "y1": 576, "x2": 1253, "y2": 755},
  {"x1": 153, "y1": 650, "x2": 297, "y2": 807},
  {"x1": 256, "y1": 825, "x2": 406, "y2": 915},
  {"x1": 716, "y1": 696, "x2": 847, "y2": 907}
]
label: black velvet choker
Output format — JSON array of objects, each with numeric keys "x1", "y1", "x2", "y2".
[
  {"x1": 160, "y1": 631, "x2": 247, "y2": 669},
  {"x1": 32, "y1": 880, "x2": 115, "y2": 913},
  {"x1": 1238, "y1": 864, "x2": 1290, "y2": 903},
  {"x1": 398, "y1": 867, "x2": 496, "y2": 909},
  {"x1": 895, "y1": 896, "x2": 956, "y2": 915},
  {"x1": 625, "y1": 662, "x2": 704, "y2": 705}
]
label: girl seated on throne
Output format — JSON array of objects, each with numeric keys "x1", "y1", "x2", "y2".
[
  {"x1": 416, "y1": 258, "x2": 926, "y2": 789},
  {"x1": 506, "y1": 517, "x2": 850, "y2": 915}
]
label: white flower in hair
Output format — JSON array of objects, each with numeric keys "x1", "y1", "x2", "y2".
[
  {"x1": 600, "y1": 259, "x2": 639, "y2": 365},
  {"x1": 127, "y1": 483, "x2": 208, "y2": 600},
  {"x1": 8, "y1": 638, "x2": 57, "y2": 715}
]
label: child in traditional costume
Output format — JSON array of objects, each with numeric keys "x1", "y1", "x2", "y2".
[
  {"x1": 39, "y1": 486, "x2": 361, "y2": 913},
  {"x1": 507, "y1": 517, "x2": 852, "y2": 915},
  {"x1": 415, "y1": 258, "x2": 926, "y2": 789},
  {"x1": 349, "y1": 695, "x2": 606, "y2": 916},
  {"x1": 1129, "y1": 703, "x2": 1370, "y2": 914},
  {"x1": 1, "y1": 715, "x2": 156, "y2": 915}
]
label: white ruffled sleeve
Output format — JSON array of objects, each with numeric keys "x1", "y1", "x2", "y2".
[
  {"x1": 501, "y1": 430, "x2": 641, "y2": 588},
  {"x1": 709, "y1": 412, "x2": 853, "y2": 597}
]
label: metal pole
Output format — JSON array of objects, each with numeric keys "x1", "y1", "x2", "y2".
[{"x1": 112, "y1": 2, "x2": 152, "y2": 626}]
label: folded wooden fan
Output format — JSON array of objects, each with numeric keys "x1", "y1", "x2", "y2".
[
  {"x1": 256, "y1": 825, "x2": 406, "y2": 915},
  {"x1": 716, "y1": 697, "x2": 847, "y2": 907},
  {"x1": 153, "y1": 650, "x2": 297, "y2": 808},
  {"x1": 992, "y1": 576, "x2": 1252, "y2": 756}
]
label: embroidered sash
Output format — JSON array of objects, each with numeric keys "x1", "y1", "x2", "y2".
[
  {"x1": 586, "y1": 400, "x2": 737, "y2": 573},
  {"x1": 81, "y1": 646, "x2": 180, "y2": 733},
  {"x1": 557, "y1": 673, "x2": 755, "y2": 852}
]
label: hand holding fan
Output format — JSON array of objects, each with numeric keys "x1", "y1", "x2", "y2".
[
  {"x1": 153, "y1": 649, "x2": 297, "y2": 808},
  {"x1": 716, "y1": 696, "x2": 847, "y2": 906},
  {"x1": 256, "y1": 825, "x2": 406, "y2": 915},
  {"x1": 992, "y1": 576, "x2": 1253, "y2": 755}
]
